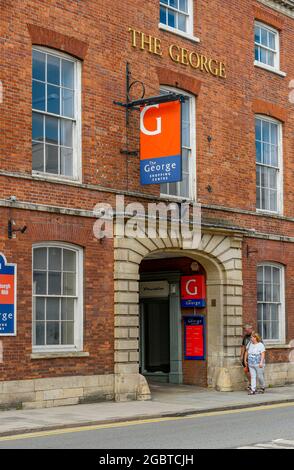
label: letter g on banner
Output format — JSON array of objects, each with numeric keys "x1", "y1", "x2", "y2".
[
  {"x1": 140, "y1": 104, "x2": 162, "y2": 136},
  {"x1": 186, "y1": 279, "x2": 198, "y2": 296}
]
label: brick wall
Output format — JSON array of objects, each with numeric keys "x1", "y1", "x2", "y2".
[
  {"x1": 0, "y1": 208, "x2": 114, "y2": 382},
  {"x1": 0, "y1": 0, "x2": 293, "y2": 384}
]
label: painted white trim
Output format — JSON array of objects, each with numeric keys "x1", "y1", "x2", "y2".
[
  {"x1": 159, "y1": 0, "x2": 195, "y2": 38},
  {"x1": 160, "y1": 86, "x2": 196, "y2": 201},
  {"x1": 32, "y1": 46, "x2": 82, "y2": 182},
  {"x1": 257, "y1": 262, "x2": 286, "y2": 345},
  {"x1": 254, "y1": 21, "x2": 280, "y2": 72},
  {"x1": 32, "y1": 242, "x2": 84, "y2": 353},
  {"x1": 254, "y1": 61, "x2": 287, "y2": 77},
  {"x1": 158, "y1": 24, "x2": 200, "y2": 43},
  {"x1": 255, "y1": 115, "x2": 283, "y2": 216}
]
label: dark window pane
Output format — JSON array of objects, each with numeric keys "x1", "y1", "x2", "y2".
[
  {"x1": 255, "y1": 27, "x2": 261, "y2": 44},
  {"x1": 35, "y1": 322, "x2": 45, "y2": 345},
  {"x1": 33, "y1": 247, "x2": 47, "y2": 270},
  {"x1": 260, "y1": 48, "x2": 267, "y2": 64},
  {"x1": 32, "y1": 113, "x2": 44, "y2": 141},
  {"x1": 33, "y1": 50, "x2": 45, "y2": 81},
  {"x1": 61, "y1": 298, "x2": 75, "y2": 321},
  {"x1": 48, "y1": 247, "x2": 62, "y2": 271},
  {"x1": 45, "y1": 145, "x2": 59, "y2": 174},
  {"x1": 269, "y1": 189, "x2": 277, "y2": 212},
  {"x1": 61, "y1": 321, "x2": 74, "y2": 345},
  {"x1": 257, "y1": 304, "x2": 263, "y2": 322},
  {"x1": 179, "y1": 0, "x2": 187, "y2": 12},
  {"x1": 45, "y1": 116, "x2": 59, "y2": 145},
  {"x1": 63, "y1": 272, "x2": 76, "y2": 296},
  {"x1": 178, "y1": 13, "x2": 186, "y2": 32},
  {"x1": 47, "y1": 54, "x2": 60, "y2": 86},
  {"x1": 62, "y1": 60, "x2": 74, "y2": 89},
  {"x1": 255, "y1": 46, "x2": 259, "y2": 61},
  {"x1": 33, "y1": 81, "x2": 46, "y2": 111},
  {"x1": 63, "y1": 250, "x2": 76, "y2": 272},
  {"x1": 268, "y1": 32, "x2": 276, "y2": 50},
  {"x1": 257, "y1": 282, "x2": 263, "y2": 301},
  {"x1": 46, "y1": 298, "x2": 60, "y2": 321},
  {"x1": 33, "y1": 271, "x2": 47, "y2": 295},
  {"x1": 170, "y1": 0, "x2": 178, "y2": 8},
  {"x1": 32, "y1": 142, "x2": 44, "y2": 171},
  {"x1": 61, "y1": 148, "x2": 73, "y2": 177},
  {"x1": 168, "y1": 10, "x2": 176, "y2": 28},
  {"x1": 271, "y1": 321, "x2": 279, "y2": 339},
  {"x1": 261, "y1": 28, "x2": 268, "y2": 46},
  {"x1": 161, "y1": 183, "x2": 168, "y2": 194},
  {"x1": 160, "y1": 6, "x2": 167, "y2": 24},
  {"x1": 256, "y1": 141, "x2": 262, "y2": 163},
  {"x1": 255, "y1": 119, "x2": 262, "y2": 141},
  {"x1": 48, "y1": 272, "x2": 62, "y2": 295},
  {"x1": 62, "y1": 89, "x2": 74, "y2": 118},
  {"x1": 47, "y1": 85, "x2": 60, "y2": 115},
  {"x1": 46, "y1": 322, "x2": 60, "y2": 345},
  {"x1": 61, "y1": 120, "x2": 73, "y2": 147},
  {"x1": 35, "y1": 297, "x2": 45, "y2": 321}
]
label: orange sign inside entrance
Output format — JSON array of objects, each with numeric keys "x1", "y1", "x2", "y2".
[{"x1": 140, "y1": 100, "x2": 181, "y2": 160}]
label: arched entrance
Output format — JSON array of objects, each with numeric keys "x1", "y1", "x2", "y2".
[
  {"x1": 113, "y1": 230, "x2": 244, "y2": 401},
  {"x1": 139, "y1": 255, "x2": 209, "y2": 387}
]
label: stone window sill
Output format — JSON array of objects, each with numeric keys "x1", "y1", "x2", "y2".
[
  {"x1": 254, "y1": 61, "x2": 287, "y2": 77},
  {"x1": 158, "y1": 24, "x2": 200, "y2": 43},
  {"x1": 31, "y1": 352, "x2": 90, "y2": 360},
  {"x1": 264, "y1": 344, "x2": 292, "y2": 350}
]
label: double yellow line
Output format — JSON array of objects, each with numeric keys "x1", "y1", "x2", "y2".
[{"x1": 0, "y1": 401, "x2": 294, "y2": 442}]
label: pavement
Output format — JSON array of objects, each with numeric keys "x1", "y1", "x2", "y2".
[{"x1": 0, "y1": 381, "x2": 293, "y2": 438}]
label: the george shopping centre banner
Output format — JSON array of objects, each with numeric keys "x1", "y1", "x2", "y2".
[
  {"x1": 140, "y1": 100, "x2": 182, "y2": 185},
  {"x1": 0, "y1": 253, "x2": 17, "y2": 336}
]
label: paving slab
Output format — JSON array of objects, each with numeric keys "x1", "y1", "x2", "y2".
[{"x1": 0, "y1": 383, "x2": 293, "y2": 437}]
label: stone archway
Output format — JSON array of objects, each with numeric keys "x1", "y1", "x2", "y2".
[{"x1": 113, "y1": 230, "x2": 244, "y2": 401}]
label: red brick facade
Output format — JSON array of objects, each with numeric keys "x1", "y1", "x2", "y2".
[{"x1": 0, "y1": 0, "x2": 294, "y2": 396}]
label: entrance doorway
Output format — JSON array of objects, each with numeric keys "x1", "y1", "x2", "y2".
[{"x1": 140, "y1": 299, "x2": 170, "y2": 380}]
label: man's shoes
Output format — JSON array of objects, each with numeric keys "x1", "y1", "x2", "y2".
[
  {"x1": 257, "y1": 388, "x2": 265, "y2": 394},
  {"x1": 248, "y1": 389, "x2": 256, "y2": 395}
]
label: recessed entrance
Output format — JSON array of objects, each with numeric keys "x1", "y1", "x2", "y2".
[{"x1": 140, "y1": 299, "x2": 170, "y2": 378}]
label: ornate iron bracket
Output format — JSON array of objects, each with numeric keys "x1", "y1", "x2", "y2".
[{"x1": 114, "y1": 63, "x2": 186, "y2": 157}]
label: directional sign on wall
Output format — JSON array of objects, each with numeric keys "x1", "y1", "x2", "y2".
[
  {"x1": 181, "y1": 275, "x2": 206, "y2": 308},
  {"x1": 184, "y1": 316, "x2": 205, "y2": 360},
  {"x1": 0, "y1": 253, "x2": 17, "y2": 336}
]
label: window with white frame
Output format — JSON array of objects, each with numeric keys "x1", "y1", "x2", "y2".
[
  {"x1": 160, "y1": 0, "x2": 193, "y2": 35},
  {"x1": 254, "y1": 22, "x2": 279, "y2": 70},
  {"x1": 32, "y1": 244, "x2": 83, "y2": 351},
  {"x1": 160, "y1": 87, "x2": 196, "y2": 199},
  {"x1": 256, "y1": 116, "x2": 282, "y2": 213},
  {"x1": 257, "y1": 264, "x2": 285, "y2": 343},
  {"x1": 32, "y1": 47, "x2": 81, "y2": 179}
]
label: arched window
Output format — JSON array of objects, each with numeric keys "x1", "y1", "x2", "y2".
[
  {"x1": 32, "y1": 47, "x2": 82, "y2": 180},
  {"x1": 257, "y1": 263, "x2": 285, "y2": 343},
  {"x1": 32, "y1": 243, "x2": 83, "y2": 351}
]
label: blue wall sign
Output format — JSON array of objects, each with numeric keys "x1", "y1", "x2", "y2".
[{"x1": 184, "y1": 316, "x2": 206, "y2": 361}]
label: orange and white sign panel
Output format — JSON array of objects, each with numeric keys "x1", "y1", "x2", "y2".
[{"x1": 140, "y1": 100, "x2": 182, "y2": 185}]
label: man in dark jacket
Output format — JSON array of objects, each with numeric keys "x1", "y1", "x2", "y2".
[{"x1": 241, "y1": 324, "x2": 253, "y2": 389}]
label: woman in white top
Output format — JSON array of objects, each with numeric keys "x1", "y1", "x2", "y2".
[{"x1": 244, "y1": 332, "x2": 266, "y2": 395}]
